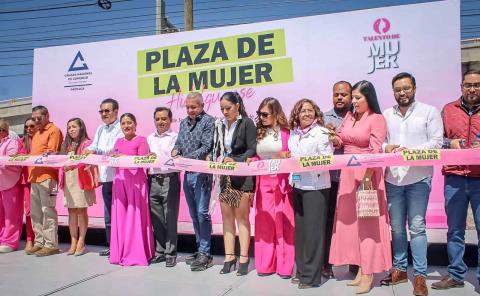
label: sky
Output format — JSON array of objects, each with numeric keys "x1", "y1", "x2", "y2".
[{"x1": 0, "y1": 0, "x2": 478, "y2": 101}]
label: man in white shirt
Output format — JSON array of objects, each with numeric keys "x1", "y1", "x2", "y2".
[
  {"x1": 84, "y1": 98, "x2": 123, "y2": 257},
  {"x1": 146, "y1": 107, "x2": 180, "y2": 267},
  {"x1": 380, "y1": 73, "x2": 443, "y2": 296}
]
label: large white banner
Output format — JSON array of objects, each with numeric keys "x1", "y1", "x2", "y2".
[{"x1": 33, "y1": 0, "x2": 460, "y2": 227}]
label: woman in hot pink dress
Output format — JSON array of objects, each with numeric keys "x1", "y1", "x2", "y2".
[
  {"x1": 109, "y1": 113, "x2": 154, "y2": 266},
  {"x1": 329, "y1": 81, "x2": 392, "y2": 294}
]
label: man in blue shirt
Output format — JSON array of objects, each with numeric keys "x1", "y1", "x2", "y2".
[
  {"x1": 84, "y1": 98, "x2": 123, "y2": 257},
  {"x1": 172, "y1": 92, "x2": 215, "y2": 271},
  {"x1": 323, "y1": 81, "x2": 353, "y2": 278}
]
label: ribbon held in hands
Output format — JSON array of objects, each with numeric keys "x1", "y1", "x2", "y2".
[{"x1": 1, "y1": 149, "x2": 480, "y2": 176}]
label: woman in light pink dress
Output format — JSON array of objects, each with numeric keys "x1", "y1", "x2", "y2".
[
  {"x1": 109, "y1": 113, "x2": 154, "y2": 266},
  {"x1": 329, "y1": 81, "x2": 392, "y2": 294}
]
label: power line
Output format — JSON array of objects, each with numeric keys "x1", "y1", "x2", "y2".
[
  {"x1": 0, "y1": 12, "x2": 153, "y2": 32},
  {"x1": 0, "y1": 17, "x2": 154, "y2": 39},
  {"x1": 0, "y1": 72, "x2": 32, "y2": 78},
  {"x1": 0, "y1": 0, "x2": 132, "y2": 14},
  {"x1": 0, "y1": 0, "x2": 320, "y2": 22},
  {"x1": 0, "y1": 63, "x2": 32, "y2": 67}
]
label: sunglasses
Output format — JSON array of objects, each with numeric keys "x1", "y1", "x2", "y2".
[{"x1": 256, "y1": 111, "x2": 271, "y2": 118}]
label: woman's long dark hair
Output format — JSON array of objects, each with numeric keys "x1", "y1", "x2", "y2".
[
  {"x1": 60, "y1": 118, "x2": 89, "y2": 154},
  {"x1": 22, "y1": 117, "x2": 35, "y2": 153},
  {"x1": 220, "y1": 92, "x2": 248, "y2": 118},
  {"x1": 352, "y1": 80, "x2": 382, "y2": 114}
]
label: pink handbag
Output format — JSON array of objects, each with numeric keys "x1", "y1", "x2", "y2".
[{"x1": 356, "y1": 182, "x2": 380, "y2": 218}]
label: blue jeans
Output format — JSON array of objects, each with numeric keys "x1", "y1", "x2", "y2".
[
  {"x1": 102, "y1": 182, "x2": 113, "y2": 244},
  {"x1": 444, "y1": 175, "x2": 480, "y2": 282},
  {"x1": 386, "y1": 177, "x2": 431, "y2": 276},
  {"x1": 183, "y1": 172, "x2": 213, "y2": 255}
]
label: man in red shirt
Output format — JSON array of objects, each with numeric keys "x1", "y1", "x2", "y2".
[{"x1": 432, "y1": 70, "x2": 480, "y2": 290}]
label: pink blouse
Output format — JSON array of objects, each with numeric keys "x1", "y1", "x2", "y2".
[{"x1": 0, "y1": 137, "x2": 22, "y2": 191}]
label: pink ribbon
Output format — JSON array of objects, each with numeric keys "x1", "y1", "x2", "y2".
[{"x1": 1, "y1": 149, "x2": 479, "y2": 176}]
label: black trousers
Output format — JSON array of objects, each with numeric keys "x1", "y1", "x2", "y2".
[
  {"x1": 101, "y1": 182, "x2": 113, "y2": 244},
  {"x1": 324, "y1": 181, "x2": 339, "y2": 268},
  {"x1": 293, "y1": 187, "x2": 330, "y2": 286},
  {"x1": 148, "y1": 173, "x2": 181, "y2": 257}
]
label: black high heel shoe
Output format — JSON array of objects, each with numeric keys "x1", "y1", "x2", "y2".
[
  {"x1": 219, "y1": 254, "x2": 237, "y2": 274},
  {"x1": 236, "y1": 255, "x2": 250, "y2": 276}
]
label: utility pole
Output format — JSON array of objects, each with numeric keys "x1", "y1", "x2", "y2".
[
  {"x1": 184, "y1": 0, "x2": 193, "y2": 31},
  {"x1": 156, "y1": 0, "x2": 166, "y2": 34}
]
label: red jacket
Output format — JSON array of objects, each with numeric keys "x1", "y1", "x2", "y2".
[{"x1": 442, "y1": 98, "x2": 480, "y2": 177}]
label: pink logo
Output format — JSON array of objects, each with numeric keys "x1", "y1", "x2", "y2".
[{"x1": 373, "y1": 18, "x2": 391, "y2": 34}]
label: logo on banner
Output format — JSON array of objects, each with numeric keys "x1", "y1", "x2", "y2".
[
  {"x1": 64, "y1": 51, "x2": 94, "y2": 92},
  {"x1": 347, "y1": 155, "x2": 361, "y2": 167},
  {"x1": 68, "y1": 51, "x2": 89, "y2": 71},
  {"x1": 363, "y1": 18, "x2": 400, "y2": 74}
]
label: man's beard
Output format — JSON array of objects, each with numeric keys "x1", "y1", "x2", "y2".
[
  {"x1": 463, "y1": 95, "x2": 480, "y2": 106},
  {"x1": 397, "y1": 96, "x2": 414, "y2": 107},
  {"x1": 334, "y1": 104, "x2": 352, "y2": 113}
]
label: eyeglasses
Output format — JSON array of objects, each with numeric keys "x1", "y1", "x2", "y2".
[
  {"x1": 393, "y1": 86, "x2": 414, "y2": 94},
  {"x1": 25, "y1": 124, "x2": 35, "y2": 129},
  {"x1": 98, "y1": 109, "x2": 112, "y2": 114},
  {"x1": 256, "y1": 111, "x2": 271, "y2": 118},
  {"x1": 463, "y1": 83, "x2": 480, "y2": 90},
  {"x1": 300, "y1": 109, "x2": 315, "y2": 114}
]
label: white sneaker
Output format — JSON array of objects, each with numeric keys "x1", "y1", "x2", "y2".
[{"x1": 0, "y1": 245, "x2": 14, "y2": 253}]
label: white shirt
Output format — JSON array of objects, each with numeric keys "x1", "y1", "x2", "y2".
[
  {"x1": 147, "y1": 129, "x2": 178, "y2": 174},
  {"x1": 222, "y1": 115, "x2": 241, "y2": 155},
  {"x1": 256, "y1": 127, "x2": 282, "y2": 160},
  {"x1": 288, "y1": 125, "x2": 333, "y2": 190},
  {"x1": 88, "y1": 119, "x2": 123, "y2": 182},
  {"x1": 383, "y1": 101, "x2": 443, "y2": 186}
]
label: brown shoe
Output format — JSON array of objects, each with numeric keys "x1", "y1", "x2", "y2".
[
  {"x1": 431, "y1": 276, "x2": 464, "y2": 290},
  {"x1": 380, "y1": 269, "x2": 408, "y2": 286},
  {"x1": 35, "y1": 247, "x2": 60, "y2": 257},
  {"x1": 25, "y1": 245, "x2": 42, "y2": 255},
  {"x1": 24, "y1": 241, "x2": 34, "y2": 253},
  {"x1": 413, "y1": 276, "x2": 428, "y2": 296}
]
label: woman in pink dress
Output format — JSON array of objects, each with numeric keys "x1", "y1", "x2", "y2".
[
  {"x1": 329, "y1": 81, "x2": 392, "y2": 294},
  {"x1": 109, "y1": 113, "x2": 154, "y2": 266},
  {"x1": 18, "y1": 118, "x2": 37, "y2": 252}
]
